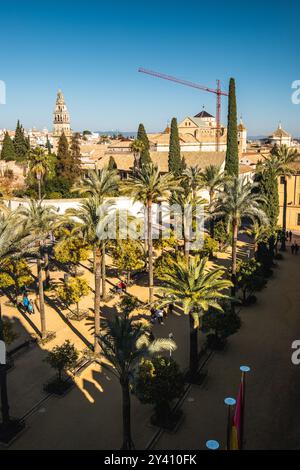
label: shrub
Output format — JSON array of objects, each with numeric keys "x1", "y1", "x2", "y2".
[
  {"x1": 200, "y1": 235, "x2": 219, "y2": 258},
  {"x1": 134, "y1": 357, "x2": 185, "y2": 427},
  {"x1": 201, "y1": 301, "x2": 241, "y2": 347},
  {"x1": 44, "y1": 340, "x2": 79, "y2": 381},
  {"x1": 236, "y1": 258, "x2": 266, "y2": 304}
]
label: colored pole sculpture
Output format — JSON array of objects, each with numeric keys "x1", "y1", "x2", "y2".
[
  {"x1": 239, "y1": 365, "x2": 251, "y2": 450},
  {"x1": 206, "y1": 440, "x2": 220, "y2": 450},
  {"x1": 224, "y1": 397, "x2": 236, "y2": 450}
]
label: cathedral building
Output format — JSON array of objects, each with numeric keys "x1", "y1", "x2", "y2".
[{"x1": 53, "y1": 90, "x2": 72, "y2": 138}]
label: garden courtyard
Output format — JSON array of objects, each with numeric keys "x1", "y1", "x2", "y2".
[{"x1": 2, "y1": 234, "x2": 300, "y2": 450}]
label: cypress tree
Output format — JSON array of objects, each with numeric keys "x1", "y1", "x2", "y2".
[
  {"x1": 0, "y1": 132, "x2": 17, "y2": 161},
  {"x1": 108, "y1": 155, "x2": 117, "y2": 170},
  {"x1": 256, "y1": 169, "x2": 279, "y2": 233},
  {"x1": 14, "y1": 120, "x2": 28, "y2": 161},
  {"x1": 70, "y1": 132, "x2": 82, "y2": 178},
  {"x1": 56, "y1": 132, "x2": 74, "y2": 183},
  {"x1": 46, "y1": 137, "x2": 52, "y2": 155},
  {"x1": 168, "y1": 117, "x2": 183, "y2": 176},
  {"x1": 137, "y1": 123, "x2": 151, "y2": 166},
  {"x1": 225, "y1": 78, "x2": 239, "y2": 176}
]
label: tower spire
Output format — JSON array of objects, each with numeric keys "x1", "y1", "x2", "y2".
[{"x1": 53, "y1": 89, "x2": 71, "y2": 137}]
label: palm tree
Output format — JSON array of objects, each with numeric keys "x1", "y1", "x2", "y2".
[
  {"x1": 130, "y1": 139, "x2": 145, "y2": 169},
  {"x1": 158, "y1": 256, "x2": 232, "y2": 378},
  {"x1": 28, "y1": 147, "x2": 52, "y2": 200},
  {"x1": 212, "y1": 176, "x2": 267, "y2": 294},
  {"x1": 98, "y1": 313, "x2": 176, "y2": 449},
  {"x1": 123, "y1": 163, "x2": 181, "y2": 302},
  {"x1": 243, "y1": 221, "x2": 269, "y2": 252},
  {"x1": 16, "y1": 200, "x2": 57, "y2": 338},
  {"x1": 66, "y1": 197, "x2": 115, "y2": 353},
  {"x1": 73, "y1": 167, "x2": 120, "y2": 299},
  {"x1": 199, "y1": 164, "x2": 226, "y2": 236},
  {"x1": 170, "y1": 190, "x2": 207, "y2": 261},
  {"x1": 271, "y1": 146, "x2": 298, "y2": 250},
  {"x1": 183, "y1": 165, "x2": 203, "y2": 199}
]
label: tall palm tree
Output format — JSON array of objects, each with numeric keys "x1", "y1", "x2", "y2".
[
  {"x1": 170, "y1": 190, "x2": 207, "y2": 261},
  {"x1": 200, "y1": 164, "x2": 226, "y2": 236},
  {"x1": 158, "y1": 256, "x2": 232, "y2": 378},
  {"x1": 16, "y1": 200, "x2": 57, "y2": 338},
  {"x1": 66, "y1": 197, "x2": 115, "y2": 353},
  {"x1": 212, "y1": 176, "x2": 267, "y2": 294},
  {"x1": 183, "y1": 165, "x2": 203, "y2": 199},
  {"x1": 271, "y1": 146, "x2": 298, "y2": 250},
  {"x1": 123, "y1": 163, "x2": 181, "y2": 302},
  {"x1": 130, "y1": 139, "x2": 145, "y2": 169},
  {"x1": 98, "y1": 313, "x2": 176, "y2": 449},
  {"x1": 73, "y1": 167, "x2": 120, "y2": 299},
  {"x1": 28, "y1": 147, "x2": 52, "y2": 200}
]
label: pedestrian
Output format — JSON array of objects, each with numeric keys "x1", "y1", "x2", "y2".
[
  {"x1": 289, "y1": 230, "x2": 293, "y2": 242},
  {"x1": 23, "y1": 293, "x2": 29, "y2": 312},
  {"x1": 155, "y1": 309, "x2": 164, "y2": 325},
  {"x1": 167, "y1": 302, "x2": 174, "y2": 317},
  {"x1": 286, "y1": 230, "x2": 289, "y2": 241},
  {"x1": 295, "y1": 243, "x2": 299, "y2": 255},
  {"x1": 291, "y1": 242, "x2": 295, "y2": 255},
  {"x1": 27, "y1": 299, "x2": 34, "y2": 315}
]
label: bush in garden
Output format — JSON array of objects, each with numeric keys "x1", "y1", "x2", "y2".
[
  {"x1": 236, "y1": 258, "x2": 266, "y2": 304},
  {"x1": 214, "y1": 220, "x2": 230, "y2": 251},
  {"x1": 0, "y1": 258, "x2": 32, "y2": 302},
  {"x1": 109, "y1": 240, "x2": 145, "y2": 283},
  {"x1": 44, "y1": 340, "x2": 79, "y2": 382},
  {"x1": 134, "y1": 357, "x2": 184, "y2": 426},
  {"x1": 201, "y1": 301, "x2": 241, "y2": 347},
  {"x1": 200, "y1": 235, "x2": 219, "y2": 258},
  {"x1": 56, "y1": 277, "x2": 90, "y2": 316}
]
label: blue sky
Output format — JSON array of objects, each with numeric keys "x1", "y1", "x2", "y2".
[{"x1": 0, "y1": 0, "x2": 300, "y2": 136}]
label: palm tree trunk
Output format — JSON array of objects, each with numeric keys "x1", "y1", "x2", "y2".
[
  {"x1": 184, "y1": 237, "x2": 189, "y2": 262},
  {"x1": 231, "y1": 220, "x2": 238, "y2": 297},
  {"x1": 189, "y1": 313, "x2": 198, "y2": 377},
  {"x1": 37, "y1": 256, "x2": 46, "y2": 338},
  {"x1": 94, "y1": 246, "x2": 101, "y2": 354},
  {"x1": 44, "y1": 249, "x2": 50, "y2": 288},
  {"x1": 101, "y1": 243, "x2": 107, "y2": 300},
  {"x1": 280, "y1": 178, "x2": 287, "y2": 251},
  {"x1": 147, "y1": 200, "x2": 154, "y2": 303},
  {"x1": 120, "y1": 377, "x2": 133, "y2": 450},
  {"x1": 209, "y1": 190, "x2": 215, "y2": 238}
]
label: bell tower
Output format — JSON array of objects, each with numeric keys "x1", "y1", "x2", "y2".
[{"x1": 53, "y1": 90, "x2": 71, "y2": 137}]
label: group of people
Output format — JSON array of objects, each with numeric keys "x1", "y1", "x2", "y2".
[
  {"x1": 22, "y1": 292, "x2": 35, "y2": 315},
  {"x1": 113, "y1": 280, "x2": 127, "y2": 294},
  {"x1": 150, "y1": 303, "x2": 174, "y2": 325},
  {"x1": 291, "y1": 241, "x2": 299, "y2": 255}
]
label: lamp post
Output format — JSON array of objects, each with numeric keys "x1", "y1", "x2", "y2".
[{"x1": 224, "y1": 397, "x2": 236, "y2": 450}]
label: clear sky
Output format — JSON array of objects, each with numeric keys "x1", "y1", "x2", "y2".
[{"x1": 1, "y1": 0, "x2": 300, "y2": 136}]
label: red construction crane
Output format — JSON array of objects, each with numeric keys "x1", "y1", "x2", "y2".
[{"x1": 138, "y1": 67, "x2": 228, "y2": 152}]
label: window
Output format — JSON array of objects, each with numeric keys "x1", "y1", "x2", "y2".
[{"x1": 298, "y1": 214, "x2": 300, "y2": 226}]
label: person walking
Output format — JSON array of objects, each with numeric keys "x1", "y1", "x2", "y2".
[
  {"x1": 291, "y1": 242, "x2": 295, "y2": 255},
  {"x1": 289, "y1": 230, "x2": 293, "y2": 242},
  {"x1": 167, "y1": 302, "x2": 174, "y2": 318},
  {"x1": 23, "y1": 293, "x2": 29, "y2": 312},
  {"x1": 27, "y1": 300, "x2": 34, "y2": 315},
  {"x1": 295, "y1": 243, "x2": 299, "y2": 255}
]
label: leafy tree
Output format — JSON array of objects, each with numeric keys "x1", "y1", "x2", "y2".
[
  {"x1": 154, "y1": 251, "x2": 178, "y2": 279},
  {"x1": 0, "y1": 258, "x2": 32, "y2": 302},
  {"x1": 225, "y1": 78, "x2": 239, "y2": 176},
  {"x1": 236, "y1": 258, "x2": 266, "y2": 303},
  {"x1": 168, "y1": 117, "x2": 184, "y2": 177},
  {"x1": 46, "y1": 137, "x2": 52, "y2": 155},
  {"x1": 110, "y1": 240, "x2": 145, "y2": 283},
  {"x1": 14, "y1": 120, "x2": 29, "y2": 162},
  {"x1": 54, "y1": 229, "x2": 90, "y2": 276},
  {"x1": 98, "y1": 312, "x2": 176, "y2": 449},
  {"x1": 0, "y1": 132, "x2": 16, "y2": 161},
  {"x1": 57, "y1": 277, "x2": 90, "y2": 317},
  {"x1": 200, "y1": 235, "x2": 219, "y2": 258},
  {"x1": 44, "y1": 340, "x2": 79, "y2": 381},
  {"x1": 137, "y1": 123, "x2": 151, "y2": 166},
  {"x1": 213, "y1": 220, "x2": 229, "y2": 251},
  {"x1": 158, "y1": 256, "x2": 232, "y2": 377},
  {"x1": 134, "y1": 357, "x2": 184, "y2": 425},
  {"x1": 201, "y1": 301, "x2": 241, "y2": 345}
]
